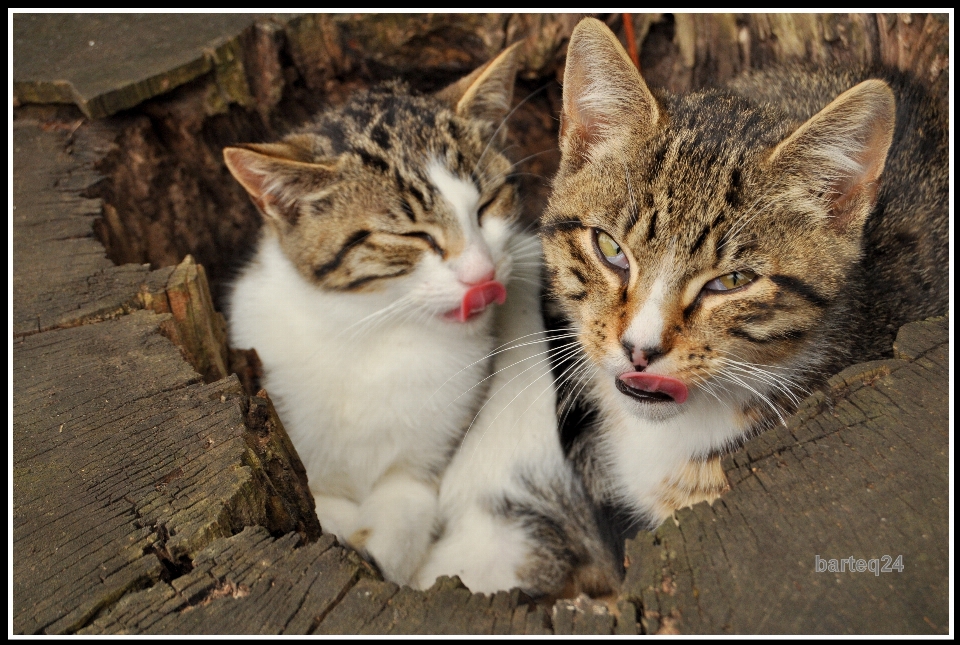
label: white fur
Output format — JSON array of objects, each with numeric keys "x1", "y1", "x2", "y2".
[
  {"x1": 227, "y1": 162, "x2": 514, "y2": 584},
  {"x1": 590, "y1": 374, "x2": 744, "y2": 517},
  {"x1": 621, "y1": 273, "x2": 668, "y2": 356},
  {"x1": 588, "y1": 266, "x2": 767, "y2": 518},
  {"x1": 416, "y1": 235, "x2": 570, "y2": 593}
]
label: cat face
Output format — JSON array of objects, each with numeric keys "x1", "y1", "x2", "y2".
[
  {"x1": 224, "y1": 46, "x2": 522, "y2": 330},
  {"x1": 542, "y1": 19, "x2": 894, "y2": 429}
]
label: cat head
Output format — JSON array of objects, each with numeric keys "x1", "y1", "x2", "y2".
[
  {"x1": 542, "y1": 18, "x2": 894, "y2": 429},
  {"x1": 224, "y1": 44, "x2": 523, "y2": 329}
]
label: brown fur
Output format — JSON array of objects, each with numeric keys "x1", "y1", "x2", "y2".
[
  {"x1": 224, "y1": 45, "x2": 523, "y2": 293},
  {"x1": 651, "y1": 457, "x2": 729, "y2": 521},
  {"x1": 543, "y1": 18, "x2": 946, "y2": 524}
]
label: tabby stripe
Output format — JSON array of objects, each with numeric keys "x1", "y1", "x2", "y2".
[
  {"x1": 646, "y1": 210, "x2": 658, "y2": 241},
  {"x1": 370, "y1": 121, "x2": 391, "y2": 150},
  {"x1": 408, "y1": 184, "x2": 429, "y2": 210},
  {"x1": 650, "y1": 142, "x2": 668, "y2": 178},
  {"x1": 682, "y1": 293, "x2": 703, "y2": 321},
  {"x1": 689, "y1": 225, "x2": 710, "y2": 255},
  {"x1": 725, "y1": 168, "x2": 742, "y2": 208},
  {"x1": 357, "y1": 149, "x2": 389, "y2": 173},
  {"x1": 400, "y1": 198, "x2": 417, "y2": 222},
  {"x1": 313, "y1": 230, "x2": 370, "y2": 280},
  {"x1": 342, "y1": 268, "x2": 412, "y2": 291},
  {"x1": 769, "y1": 274, "x2": 831, "y2": 309},
  {"x1": 730, "y1": 327, "x2": 806, "y2": 343},
  {"x1": 569, "y1": 267, "x2": 587, "y2": 284},
  {"x1": 568, "y1": 291, "x2": 588, "y2": 301},
  {"x1": 541, "y1": 218, "x2": 584, "y2": 235}
]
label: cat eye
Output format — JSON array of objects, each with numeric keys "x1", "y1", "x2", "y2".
[
  {"x1": 402, "y1": 231, "x2": 444, "y2": 256},
  {"x1": 477, "y1": 197, "x2": 497, "y2": 222},
  {"x1": 477, "y1": 184, "x2": 510, "y2": 223},
  {"x1": 593, "y1": 229, "x2": 630, "y2": 273},
  {"x1": 703, "y1": 270, "x2": 757, "y2": 292}
]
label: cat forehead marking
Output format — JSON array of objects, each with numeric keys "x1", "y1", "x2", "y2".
[
  {"x1": 427, "y1": 160, "x2": 480, "y2": 235},
  {"x1": 623, "y1": 273, "x2": 669, "y2": 352}
]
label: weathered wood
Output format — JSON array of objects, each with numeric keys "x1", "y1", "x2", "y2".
[
  {"x1": 12, "y1": 14, "x2": 264, "y2": 119},
  {"x1": 12, "y1": 120, "x2": 164, "y2": 337},
  {"x1": 620, "y1": 316, "x2": 949, "y2": 634},
  {"x1": 143, "y1": 254, "x2": 231, "y2": 384},
  {"x1": 13, "y1": 13, "x2": 949, "y2": 636},
  {"x1": 13, "y1": 121, "x2": 321, "y2": 635}
]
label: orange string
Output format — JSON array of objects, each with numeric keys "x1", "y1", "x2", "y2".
[{"x1": 622, "y1": 13, "x2": 641, "y2": 70}]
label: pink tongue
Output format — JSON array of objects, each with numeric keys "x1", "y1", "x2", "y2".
[
  {"x1": 445, "y1": 281, "x2": 507, "y2": 323},
  {"x1": 618, "y1": 372, "x2": 689, "y2": 404}
]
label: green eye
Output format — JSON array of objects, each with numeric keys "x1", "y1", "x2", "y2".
[
  {"x1": 704, "y1": 270, "x2": 757, "y2": 292},
  {"x1": 594, "y1": 229, "x2": 629, "y2": 271}
]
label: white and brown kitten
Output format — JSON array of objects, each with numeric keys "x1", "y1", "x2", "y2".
[
  {"x1": 224, "y1": 45, "x2": 621, "y2": 597},
  {"x1": 540, "y1": 18, "x2": 947, "y2": 531}
]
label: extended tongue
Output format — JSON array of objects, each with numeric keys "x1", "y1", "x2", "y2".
[
  {"x1": 446, "y1": 281, "x2": 507, "y2": 322},
  {"x1": 618, "y1": 371, "x2": 689, "y2": 404}
]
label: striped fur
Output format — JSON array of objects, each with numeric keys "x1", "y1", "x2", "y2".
[
  {"x1": 542, "y1": 18, "x2": 947, "y2": 530},
  {"x1": 224, "y1": 47, "x2": 526, "y2": 585},
  {"x1": 226, "y1": 44, "x2": 624, "y2": 599}
]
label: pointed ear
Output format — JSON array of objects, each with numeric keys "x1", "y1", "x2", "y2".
[
  {"x1": 223, "y1": 142, "x2": 337, "y2": 228},
  {"x1": 560, "y1": 17, "x2": 660, "y2": 168},
  {"x1": 436, "y1": 41, "x2": 521, "y2": 130},
  {"x1": 768, "y1": 79, "x2": 895, "y2": 236}
]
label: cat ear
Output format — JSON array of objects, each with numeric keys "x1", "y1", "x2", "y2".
[
  {"x1": 560, "y1": 17, "x2": 660, "y2": 167},
  {"x1": 768, "y1": 79, "x2": 895, "y2": 237},
  {"x1": 436, "y1": 41, "x2": 521, "y2": 130},
  {"x1": 223, "y1": 142, "x2": 337, "y2": 228}
]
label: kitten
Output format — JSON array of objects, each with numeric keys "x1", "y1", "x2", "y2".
[
  {"x1": 414, "y1": 241, "x2": 622, "y2": 600},
  {"x1": 223, "y1": 44, "x2": 622, "y2": 598},
  {"x1": 224, "y1": 46, "x2": 525, "y2": 585},
  {"x1": 540, "y1": 18, "x2": 947, "y2": 531}
]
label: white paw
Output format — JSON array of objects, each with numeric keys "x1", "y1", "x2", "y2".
[{"x1": 353, "y1": 475, "x2": 439, "y2": 585}]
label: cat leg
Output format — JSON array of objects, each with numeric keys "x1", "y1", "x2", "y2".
[
  {"x1": 312, "y1": 493, "x2": 361, "y2": 546},
  {"x1": 353, "y1": 471, "x2": 438, "y2": 585},
  {"x1": 416, "y1": 504, "x2": 527, "y2": 593},
  {"x1": 418, "y1": 240, "x2": 621, "y2": 597}
]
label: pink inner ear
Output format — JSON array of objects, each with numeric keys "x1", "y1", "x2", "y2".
[{"x1": 445, "y1": 281, "x2": 507, "y2": 323}]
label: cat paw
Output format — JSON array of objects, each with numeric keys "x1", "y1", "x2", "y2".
[{"x1": 354, "y1": 475, "x2": 439, "y2": 585}]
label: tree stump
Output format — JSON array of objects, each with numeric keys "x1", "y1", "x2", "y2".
[{"x1": 13, "y1": 13, "x2": 949, "y2": 634}]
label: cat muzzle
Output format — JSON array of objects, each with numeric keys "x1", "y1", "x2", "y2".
[
  {"x1": 617, "y1": 372, "x2": 689, "y2": 404},
  {"x1": 444, "y1": 280, "x2": 507, "y2": 323}
]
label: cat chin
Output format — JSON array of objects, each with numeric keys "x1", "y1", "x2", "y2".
[{"x1": 617, "y1": 395, "x2": 685, "y2": 423}]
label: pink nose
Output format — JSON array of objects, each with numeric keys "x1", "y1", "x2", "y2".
[{"x1": 446, "y1": 280, "x2": 507, "y2": 323}]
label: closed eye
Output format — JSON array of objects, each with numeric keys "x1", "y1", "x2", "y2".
[
  {"x1": 401, "y1": 231, "x2": 444, "y2": 257},
  {"x1": 477, "y1": 183, "x2": 512, "y2": 223}
]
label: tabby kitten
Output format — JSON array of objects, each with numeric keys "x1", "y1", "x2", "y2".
[
  {"x1": 540, "y1": 18, "x2": 947, "y2": 530},
  {"x1": 414, "y1": 243, "x2": 622, "y2": 599},
  {"x1": 224, "y1": 47, "x2": 524, "y2": 584},
  {"x1": 224, "y1": 44, "x2": 622, "y2": 597}
]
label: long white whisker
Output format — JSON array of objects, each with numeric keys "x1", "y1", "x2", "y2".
[{"x1": 476, "y1": 83, "x2": 551, "y2": 177}]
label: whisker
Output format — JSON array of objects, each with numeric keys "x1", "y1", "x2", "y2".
[
  {"x1": 436, "y1": 338, "x2": 583, "y2": 414},
  {"x1": 476, "y1": 83, "x2": 551, "y2": 177}
]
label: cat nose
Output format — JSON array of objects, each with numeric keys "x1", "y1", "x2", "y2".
[
  {"x1": 626, "y1": 343, "x2": 663, "y2": 369},
  {"x1": 457, "y1": 246, "x2": 496, "y2": 285}
]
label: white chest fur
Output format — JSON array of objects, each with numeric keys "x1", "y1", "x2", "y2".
[
  {"x1": 590, "y1": 374, "x2": 742, "y2": 523},
  {"x1": 227, "y1": 234, "x2": 497, "y2": 582}
]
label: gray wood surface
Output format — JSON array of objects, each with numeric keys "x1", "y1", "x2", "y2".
[{"x1": 12, "y1": 13, "x2": 950, "y2": 635}]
